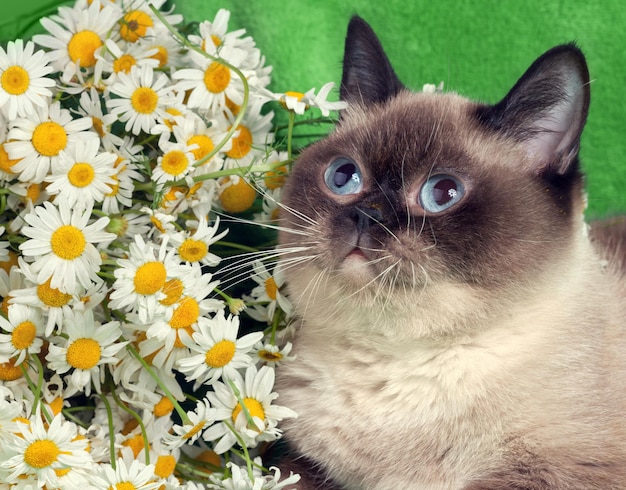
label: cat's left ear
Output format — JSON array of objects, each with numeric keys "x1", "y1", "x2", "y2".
[
  {"x1": 339, "y1": 16, "x2": 405, "y2": 108},
  {"x1": 477, "y1": 44, "x2": 590, "y2": 176}
]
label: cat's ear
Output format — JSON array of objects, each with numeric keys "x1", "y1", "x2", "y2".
[
  {"x1": 340, "y1": 16, "x2": 405, "y2": 107},
  {"x1": 476, "y1": 44, "x2": 590, "y2": 176}
]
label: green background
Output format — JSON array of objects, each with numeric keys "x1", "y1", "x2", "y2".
[{"x1": 3, "y1": 0, "x2": 625, "y2": 218}]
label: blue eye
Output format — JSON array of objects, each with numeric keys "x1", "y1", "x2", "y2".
[
  {"x1": 419, "y1": 174, "x2": 465, "y2": 213},
  {"x1": 324, "y1": 158, "x2": 363, "y2": 195}
]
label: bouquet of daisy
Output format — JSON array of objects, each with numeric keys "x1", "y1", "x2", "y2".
[{"x1": 0, "y1": 0, "x2": 344, "y2": 488}]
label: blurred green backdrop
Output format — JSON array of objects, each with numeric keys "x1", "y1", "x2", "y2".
[{"x1": 3, "y1": 0, "x2": 626, "y2": 217}]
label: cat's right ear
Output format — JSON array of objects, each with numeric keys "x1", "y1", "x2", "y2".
[{"x1": 340, "y1": 16, "x2": 405, "y2": 108}]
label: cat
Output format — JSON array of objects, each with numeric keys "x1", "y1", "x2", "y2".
[{"x1": 271, "y1": 15, "x2": 626, "y2": 490}]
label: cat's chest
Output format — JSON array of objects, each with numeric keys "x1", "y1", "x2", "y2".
[{"x1": 276, "y1": 334, "x2": 520, "y2": 488}]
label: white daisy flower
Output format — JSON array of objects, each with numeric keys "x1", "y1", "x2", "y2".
[
  {"x1": 116, "y1": 0, "x2": 182, "y2": 44},
  {"x1": 0, "y1": 39, "x2": 55, "y2": 120},
  {"x1": 254, "y1": 341, "x2": 295, "y2": 367},
  {"x1": 0, "y1": 226, "x2": 10, "y2": 264},
  {"x1": 223, "y1": 98, "x2": 274, "y2": 169},
  {"x1": 9, "y1": 258, "x2": 75, "y2": 336},
  {"x1": 0, "y1": 304, "x2": 44, "y2": 365},
  {"x1": 203, "y1": 364, "x2": 297, "y2": 454},
  {"x1": 172, "y1": 43, "x2": 246, "y2": 115},
  {"x1": 98, "y1": 38, "x2": 159, "y2": 83},
  {"x1": 170, "y1": 216, "x2": 228, "y2": 267},
  {"x1": 90, "y1": 455, "x2": 160, "y2": 490},
  {"x1": 107, "y1": 64, "x2": 175, "y2": 135},
  {"x1": 163, "y1": 397, "x2": 216, "y2": 449},
  {"x1": 5, "y1": 100, "x2": 96, "y2": 183},
  {"x1": 244, "y1": 260, "x2": 293, "y2": 324},
  {"x1": 177, "y1": 310, "x2": 263, "y2": 388},
  {"x1": 191, "y1": 9, "x2": 252, "y2": 53},
  {"x1": 18, "y1": 201, "x2": 115, "y2": 294},
  {"x1": 153, "y1": 139, "x2": 197, "y2": 188},
  {"x1": 74, "y1": 86, "x2": 123, "y2": 150},
  {"x1": 33, "y1": 0, "x2": 120, "y2": 82},
  {"x1": 45, "y1": 137, "x2": 117, "y2": 209},
  {"x1": 0, "y1": 411, "x2": 91, "y2": 488},
  {"x1": 137, "y1": 27, "x2": 187, "y2": 70},
  {"x1": 108, "y1": 234, "x2": 185, "y2": 323},
  {"x1": 209, "y1": 461, "x2": 301, "y2": 490},
  {"x1": 46, "y1": 309, "x2": 126, "y2": 395},
  {"x1": 258, "y1": 82, "x2": 347, "y2": 117}
]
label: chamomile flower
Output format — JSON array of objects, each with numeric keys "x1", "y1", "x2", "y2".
[
  {"x1": 45, "y1": 137, "x2": 117, "y2": 208},
  {"x1": 46, "y1": 309, "x2": 126, "y2": 395},
  {"x1": 98, "y1": 38, "x2": 159, "y2": 83},
  {"x1": 107, "y1": 64, "x2": 175, "y2": 135},
  {"x1": 163, "y1": 397, "x2": 216, "y2": 449},
  {"x1": 116, "y1": 0, "x2": 182, "y2": 44},
  {"x1": 0, "y1": 411, "x2": 91, "y2": 488},
  {"x1": 172, "y1": 44, "x2": 246, "y2": 115},
  {"x1": 170, "y1": 216, "x2": 228, "y2": 267},
  {"x1": 33, "y1": 0, "x2": 120, "y2": 82},
  {"x1": 18, "y1": 201, "x2": 115, "y2": 294},
  {"x1": 209, "y1": 461, "x2": 301, "y2": 490},
  {"x1": 0, "y1": 39, "x2": 55, "y2": 120},
  {"x1": 152, "y1": 140, "x2": 197, "y2": 188},
  {"x1": 9, "y1": 258, "x2": 74, "y2": 336},
  {"x1": 254, "y1": 341, "x2": 295, "y2": 367},
  {"x1": 108, "y1": 234, "x2": 185, "y2": 323},
  {"x1": 74, "y1": 86, "x2": 123, "y2": 150},
  {"x1": 0, "y1": 304, "x2": 44, "y2": 365},
  {"x1": 244, "y1": 260, "x2": 292, "y2": 324},
  {"x1": 177, "y1": 310, "x2": 263, "y2": 388},
  {"x1": 5, "y1": 100, "x2": 96, "y2": 183},
  {"x1": 0, "y1": 226, "x2": 9, "y2": 264},
  {"x1": 204, "y1": 365, "x2": 297, "y2": 454},
  {"x1": 258, "y1": 82, "x2": 347, "y2": 117},
  {"x1": 223, "y1": 98, "x2": 274, "y2": 168},
  {"x1": 91, "y1": 455, "x2": 160, "y2": 490}
]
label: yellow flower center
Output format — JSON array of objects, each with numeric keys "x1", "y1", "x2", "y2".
[
  {"x1": 122, "y1": 433, "x2": 144, "y2": 458},
  {"x1": 68, "y1": 30, "x2": 102, "y2": 68},
  {"x1": 0, "y1": 249, "x2": 19, "y2": 274},
  {"x1": 11, "y1": 320, "x2": 37, "y2": 350},
  {"x1": 211, "y1": 35, "x2": 222, "y2": 47},
  {"x1": 0, "y1": 358, "x2": 23, "y2": 381},
  {"x1": 120, "y1": 10, "x2": 153, "y2": 43},
  {"x1": 187, "y1": 134, "x2": 214, "y2": 162},
  {"x1": 232, "y1": 398, "x2": 265, "y2": 428},
  {"x1": 106, "y1": 174, "x2": 120, "y2": 197},
  {"x1": 205, "y1": 340, "x2": 236, "y2": 368},
  {"x1": 161, "y1": 149, "x2": 189, "y2": 176},
  {"x1": 37, "y1": 277, "x2": 73, "y2": 307},
  {"x1": 32, "y1": 121, "x2": 68, "y2": 157},
  {"x1": 218, "y1": 177, "x2": 256, "y2": 214},
  {"x1": 133, "y1": 261, "x2": 166, "y2": 295},
  {"x1": 226, "y1": 125, "x2": 252, "y2": 159},
  {"x1": 92, "y1": 117, "x2": 106, "y2": 138},
  {"x1": 264, "y1": 165, "x2": 288, "y2": 190},
  {"x1": 150, "y1": 45, "x2": 168, "y2": 68},
  {"x1": 0, "y1": 143, "x2": 20, "y2": 174},
  {"x1": 264, "y1": 276, "x2": 278, "y2": 300},
  {"x1": 154, "y1": 454, "x2": 177, "y2": 479},
  {"x1": 224, "y1": 96, "x2": 240, "y2": 116},
  {"x1": 49, "y1": 396, "x2": 64, "y2": 416},
  {"x1": 169, "y1": 297, "x2": 199, "y2": 330},
  {"x1": 178, "y1": 238, "x2": 207, "y2": 263},
  {"x1": 50, "y1": 225, "x2": 86, "y2": 260},
  {"x1": 113, "y1": 54, "x2": 136, "y2": 74},
  {"x1": 160, "y1": 278, "x2": 184, "y2": 306},
  {"x1": 111, "y1": 482, "x2": 137, "y2": 490},
  {"x1": 281, "y1": 91, "x2": 307, "y2": 111},
  {"x1": 66, "y1": 337, "x2": 101, "y2": 370},
  {"x1": 24, "y1": 439, "x2": 61, "y2": 469},
  {"x1": 203, "y1": 62, "x2": 230, "y2": 94},
  {"x1": 25, "y1": 183, "x2": 42, "y2": 203},
  {"x1": 67, "y1": 162, "x2": 95, "y2": 188},
  {"x1": 182, "y1": 420, "x2": 206, "y2": 440},
  {"x1": 153, "y1": 396, "x2": 174, "y2": 417},
  {"x1": 131, "y1": 86, "x2": 158, "y2": 114},
  {"x1": 55, "y1": 467, "x2": 72, "y2": 477},
  {"x1": 1, "y1": 65, "x2": 29, "y2": 95},
  {"x1": 150, "y1": 215, "x2": 166, "y2": 233},
  {"x1": 259, "y1": 349, "x2": 283, "y2": 362}
]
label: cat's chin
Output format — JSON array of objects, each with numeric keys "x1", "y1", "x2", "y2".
[{"x1": 338, "y1": 248, "x2": 378, "y2": 285}]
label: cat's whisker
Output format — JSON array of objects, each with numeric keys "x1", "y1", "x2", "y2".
[{"x1": 215, "y1": 211, "x2": 314, "y2": 237}]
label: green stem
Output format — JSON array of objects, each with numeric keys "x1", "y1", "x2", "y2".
[
  {"x1": 98, "y1": 393, "x2": 117, "y2": 470},
  {"x1": 110, "y1": 386, "x2": 151, "y2": 465},
  {"x1": 224, "y1": 420, "x2": 255, "y2": 482},
  {"x1": 126, "y1": 343, "x2": 190, "y2": 424}
]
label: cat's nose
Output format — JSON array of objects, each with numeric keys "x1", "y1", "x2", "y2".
[{"x1": 351, "y1": 205, "x2": 383, "y2": 233}]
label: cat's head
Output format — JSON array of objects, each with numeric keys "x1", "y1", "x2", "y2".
[{"x1": 278, "y1": 17, "x2": 590, "y2": 338}]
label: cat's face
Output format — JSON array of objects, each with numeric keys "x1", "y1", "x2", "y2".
[{"x1": 278, "y1": 17, "x2": 590, "y2": 336}]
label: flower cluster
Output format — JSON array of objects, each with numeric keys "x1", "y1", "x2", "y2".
[{"x1": 0, "y1": 1, "x2": 345, "y2": 488}]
